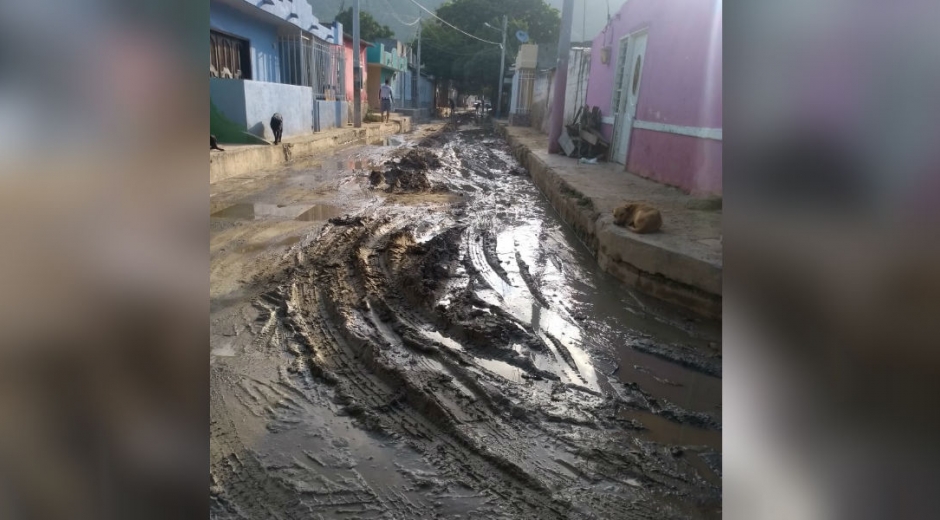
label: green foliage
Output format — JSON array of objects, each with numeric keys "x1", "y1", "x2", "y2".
[
  {"x1": 335, "y1": 7, "x2": 395, "y2": 42},
  {"x1": 420, "y1": 0, "x2": 560, "y2": 94}
]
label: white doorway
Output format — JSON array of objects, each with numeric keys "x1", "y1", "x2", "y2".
[{"x1": 610, "y1": 30, "x2": 648, "y2": 165}]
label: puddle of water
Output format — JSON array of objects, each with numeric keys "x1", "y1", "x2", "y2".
[
  {"x1": 211, "y1": 203, "x2": 256, "y2": 219},
  {"x1": 211, "y1": 344, "x2": 235, "y2": 357},
  {"x1": 235, "y1": 235, "x2": 302, "y2": 254},
  {"x1": 296, "y1": 204, "x2": 343, "y2": 221},
  {"x1": 618, "y1": 409, "x2": 722, "y2": 451},
  {"x1": 212, "y1": 203, "x2": 309, "y2": 220},
  {"x1": 475, "y1": 358, "x2": 523, "y2": 383},
  {"x1": 335, "y1": 160, "x2": 376, "y2": 170},
  {"x1": 615, "y1": 350, "x2": 721, "y2": 415},
  {"x1": 421, "y1": 330, "x2": 464, "y2": 352}
]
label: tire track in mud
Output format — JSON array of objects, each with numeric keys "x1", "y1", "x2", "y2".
[
  {"x1": 211, "y1": 119, "x2": 722, "y2": 519},
  {"x1": 282, "y1": 218, "x2": 573, "y2": 518}
]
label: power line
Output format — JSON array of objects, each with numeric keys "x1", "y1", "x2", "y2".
[
  {"x1": 374, "y1": 0, "x2": 422, "y2": 27},
  {"x1": 406, "y1": 0, "x2": 501, "y2": 46}
]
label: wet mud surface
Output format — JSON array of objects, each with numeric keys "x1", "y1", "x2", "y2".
[{"x1": 210, "y1": 116, "x2": 722, "y2": 519}]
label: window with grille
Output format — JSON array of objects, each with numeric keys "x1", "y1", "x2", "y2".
[
  {"x1": 610, "y1": 37, "x2": 630, "y2": 113},
  {"x1": 210, "y1": 30, "x2": 251, "y2": 80}
]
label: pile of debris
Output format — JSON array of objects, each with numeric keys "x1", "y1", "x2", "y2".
[
  {"x1": 369, "y1": 147, "x2": 445, "y2": 193},
  {"x1": 557, "y1": 105, "x2": 610, "y2": 161}
]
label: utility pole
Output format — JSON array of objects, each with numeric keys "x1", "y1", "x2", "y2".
[
  {"x1": 547, "y1": 0, "x2": 574, "y2": 153},
  {"x1": 497, "y1": 15, "x2": 507, "y2": 119},
  {"x1": 413, "y1": 21, "x2": 421, "y2": 109},
  {"x1": 353, "y1": 0, "x2": 362, "y2": 127}
]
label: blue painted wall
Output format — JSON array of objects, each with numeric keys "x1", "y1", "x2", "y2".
[
  {"x1": 210, "y1": 1, "x2": 349, "y2": 140},
  {"x1": 210, "y1": 2, "x2": 281, "y2": 83},
  {"x1": 243, "y1": 80, "x2": 313, "y2": 139}
]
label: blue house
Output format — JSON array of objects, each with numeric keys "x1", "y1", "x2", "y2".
[{"x1": 210, "y1": 0, "x2": 348, "y2": 143}]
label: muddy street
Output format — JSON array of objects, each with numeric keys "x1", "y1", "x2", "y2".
[{"x1": 210, "y1": 116, "x2": 722, "y2": 519}]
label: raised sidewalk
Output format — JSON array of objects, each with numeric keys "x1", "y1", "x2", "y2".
[
  {"x1": 210, "y1": 116, "x2": 411, "y2": 184},
  {"x1": 497, "y1": 123, "x2": 722, "y2": 319}
]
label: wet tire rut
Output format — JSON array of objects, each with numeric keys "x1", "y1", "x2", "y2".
[{"x1": 210, "y1": 119, "x2": 722, "y2": 519}]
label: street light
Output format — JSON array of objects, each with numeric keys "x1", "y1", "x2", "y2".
[{"x1": 483, "y1": 17, "x2": 508, "y2": 119}]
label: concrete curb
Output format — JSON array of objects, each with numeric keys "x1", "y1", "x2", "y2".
[
  {"x1": 210, "y1": 118, "x2": 412, "y2": 184},
  {"x1": 496, "y1": 124, "x2": 722, "y2": 319}
]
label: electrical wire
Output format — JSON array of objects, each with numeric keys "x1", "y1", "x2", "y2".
[
  {"x1": 373, "y1": 0, "x2": 422, "y2": 27},
  {"x1": 406, "y1": 0, "x2": 501, "y2": 45}
]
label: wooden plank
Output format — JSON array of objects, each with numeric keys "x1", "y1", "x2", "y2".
[
  {"x1": 558, "y1": 132, "x2": 576, "y2": 156},
  {"x1": 580, "y1": 129, "x2": 598, "y2": 146}
]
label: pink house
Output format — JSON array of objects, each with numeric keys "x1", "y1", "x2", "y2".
[
  {"x1": 341, "y1": 33, "x2": 371, "y2": 110},
  {"x1": 585, "y1": 0, "x2": 722, "y2": 195}
]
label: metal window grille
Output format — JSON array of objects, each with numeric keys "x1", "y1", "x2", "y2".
[
  {"x1": 611, "y1": 37, "x2": 630, "y2": 114},
  {"x1": 210, "y1": 30, "x2": 250, "y2": 79},
  {"x1": 277, "y1": 33, "x2": 344, "y2": 100},
  {"x1": 514, "y1": 70, "x2": 536, "y2": 115}
]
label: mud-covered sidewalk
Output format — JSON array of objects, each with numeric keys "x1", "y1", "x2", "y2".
[
  {"x1": 497, "y1": 124, "x2": 722, "y2": 318},
  {"x1": 210, "y1": 116, "x2": 413, "y2": 184},
  {"x1": 210, "y1": 116, "x2": 721, "y2": 519}
]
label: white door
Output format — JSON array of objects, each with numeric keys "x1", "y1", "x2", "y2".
[{"x1": 611, "y1": 31, "x2": 648, "y2": 165}]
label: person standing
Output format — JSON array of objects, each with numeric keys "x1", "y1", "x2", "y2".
[{"x1": 379, "y1": 78, "x2": 394, "y2": 123}]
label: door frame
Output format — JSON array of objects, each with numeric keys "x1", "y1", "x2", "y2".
[{"x1": 610, "y1": 28, "x2": 648, "y2": 165}]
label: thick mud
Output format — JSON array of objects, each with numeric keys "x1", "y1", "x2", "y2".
[{"x1": 210, "y1": 116, "x2": 722, "y2": 519}]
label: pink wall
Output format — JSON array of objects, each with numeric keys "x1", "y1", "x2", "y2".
[
  {"x1": 585, "y1": 0, "x2": 722, "y2": 195},
  {"x1": 343, "y1": 39, "x2": 369, "y2": 107},
  {"x1": 628, "y1": 130, "x2": 722, "y2": 195}
]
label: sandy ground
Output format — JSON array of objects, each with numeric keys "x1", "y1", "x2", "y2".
[{"x1": 209, "y1": 116, "x2": 723, "y2": 519}]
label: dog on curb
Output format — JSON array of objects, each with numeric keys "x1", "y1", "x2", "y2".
[
  {"x1": 270, "y1": 113, "x2": 283, "y2": 145},
  {"x1": 613, "y1": 203, "x2": 662, "y2": 234}
]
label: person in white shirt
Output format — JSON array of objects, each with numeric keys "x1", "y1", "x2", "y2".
[{"x1": 379, "y1": 78, "x2": 394, "y2": 123}]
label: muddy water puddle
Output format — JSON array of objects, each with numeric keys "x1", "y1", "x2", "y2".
[
  {"x1": 210, "y1": 119, "x2": 722, "y2": 519},
  {"x1": 211, "y1": 202, "x2": 343, "y2": 222},
  {"x1": 476, "y1": 357, "x2": 524, "y2": 383}
]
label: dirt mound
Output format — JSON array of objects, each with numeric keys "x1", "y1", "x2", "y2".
[
  {"x1": 384, "y1": 167, "x2": 431, "y2": 193},
  {"x1": 397, "y1": 147, "x2": 442, "y2": 170},
  {"x1": 370, "y1": 148, "x2": 447, "y2": 193}
]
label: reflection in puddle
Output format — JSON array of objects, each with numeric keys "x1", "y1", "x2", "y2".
[
  {"x1": 296, "y1": 204, "x2": 343, "y2": 221},
  {"x1": 476, "y1": 358, "x2": 523, "y2": 383},
  {"x1": 211, "y1": 344, "x2": 235, "y2": 357},
  {"x1": 422, "y1": 330, "x2": 464, "y2": 352},
  {"x1": 210, "y1": 203, "x2": 343, "y2": 222},
  {"x1": 618, "y1": 409, "x2": 722, "y2": 450},
  {"x1": 235, "y1": 235, "x2": 302, "y2": 254},
  {"x1": 212, "y1": 203, "x2": 303, "y2": 220},
  {"x1": 211, "y1": 203, "x2": 257, "y2": 219},
  {"x1": 336, "y1": 160, "x2": 376, "y2": 170}
]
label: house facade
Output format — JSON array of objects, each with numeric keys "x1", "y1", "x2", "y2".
[
  {"x1": 366, "y1": 40, "x2": 410, "y2": 112},
  {"x1": 585, "y1": 0, "x2": 722, "y2": 195},
  {"x1": 209, "y1": 0, "x2": 348, "y2": 143},
  {"x1": 339, "y1": 32, "x2": 371, "y2": 114},
  {"x1": 508, "y1": 44, "x2": 539, "y2": 126}
]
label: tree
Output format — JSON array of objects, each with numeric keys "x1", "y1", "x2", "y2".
[
  {"x1": 420, "y1": 0, "x2": 560, "y2": 95},
  {"x1": 335, "y1": 7, "x2": 394, "y2": 42}
]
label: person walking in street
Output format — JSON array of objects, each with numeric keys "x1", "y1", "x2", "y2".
[
  {"x1": 380, "y1": 78, "x2": 394, "y2": 123},
  {"x1": 449, "y1": 98, "x2": 456, "y2": 120}
]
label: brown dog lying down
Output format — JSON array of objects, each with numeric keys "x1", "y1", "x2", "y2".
[{"x1": 613, "y1": 203, "x2": 662, "y2": 234}]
